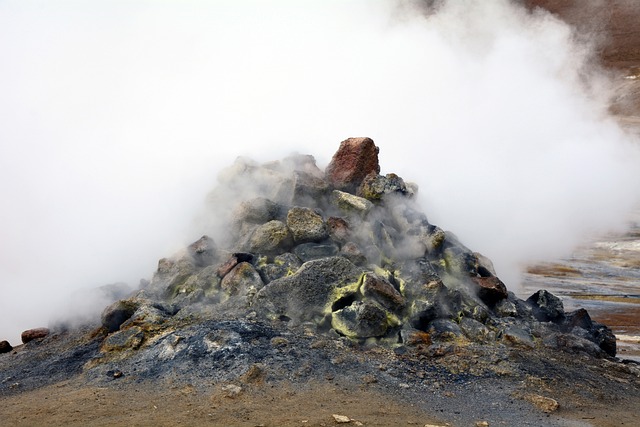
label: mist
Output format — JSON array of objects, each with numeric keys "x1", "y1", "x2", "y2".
[{"x1": 1, "y1": 0, "x2": 639, "y2": 345}]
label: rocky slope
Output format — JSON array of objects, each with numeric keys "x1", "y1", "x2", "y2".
[{"x1": 2, "y1": 138, "x2": 640, "y2": 426}]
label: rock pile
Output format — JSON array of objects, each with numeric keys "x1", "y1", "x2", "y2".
[{"x1": 93, "y1": 137, "x2": 615, "y2": 360}]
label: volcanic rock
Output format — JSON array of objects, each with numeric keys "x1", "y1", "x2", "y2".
[
  {"x1": 331, "y1": 301, "x2": 390, "y2": 339},
  {"x1": 220, "y1": 262, "x2": 264, "y2": 296},
  {"x1": 21, "y1": 328, "x2": 50, "y2": 344},
  {"x1": 0, "y1": 340, "x2": 12, "y2": 353},
  {"x1": 331, "y1": 190, "x2": 374, "y2": 218},
  {"x1": 286, "y1": 206, "x2": 328, "y2": 243},
  {"x1": 360, "y1": 273, "x2": 405, "y2": 312},
  {"x1": 325, "y1": 137, "x2": 380, "y2": 192},
  {"x1": 472, "y1": 276, "x2": 508, "y2": 305},
  {"x1": 357, "y1": 173, "x2": 411, "y2": 200},
  {"x1": 247, "y1": 220, "x2": 294, "y2": 254},
  {"x1": 254, "y1": 256, "x2": 363, "y2": 323},
  {"x1": 526, "y1": 289, "x2": 565, "y2": 322},
  {"x1": 101, "y1": 299, "x2": 140, "y2": 333},
  {"x1": 187, "y1": 235, "x2": 217, "y2": 267}
]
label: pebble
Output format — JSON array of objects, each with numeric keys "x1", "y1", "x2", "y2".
[{"x1": 332, "y1": 414, "x2": 351, "y2": 423}]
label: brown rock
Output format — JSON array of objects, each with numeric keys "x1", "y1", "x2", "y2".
[
  {"x1": 327, "y1": 217, "x2": 351, "y2": 243},
  {"x1": 0, "y1": 340, "x2": 13, "y2": 353},
  {"x1": 361, "y1": 273, "x2": 405, "y2": 311},
  {"x1": 325, "y1": 137, "x2": 380, "y2": 192},
  {"x1": 472, "y1": 276, "x2": 508, "y2": 305},
  {"x1": 21, "y1": 328, "x2": 50, "y2": 344}
]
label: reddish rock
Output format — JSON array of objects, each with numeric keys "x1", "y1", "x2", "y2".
[
  {"x1": 472, "y1": 276, "x2": 508, "y2": 305},
  {"x1": 0, "y1": 340, "x2": 13, "y2": 353},
  {"x1": 361, "y1": 273, "x2": 405, "y2": 311},
  {"x1": 327, "y1": 217, "x2": 351, "y2": 243},
  {"x1": 325, "y1": 137, "x2": 380, "y2": 192},
  {"x1": 21, "y1": 328, "x2": 50, "y2": 344}
]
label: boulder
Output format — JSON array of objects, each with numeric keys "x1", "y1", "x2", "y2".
[
  {"x1": 254, "y1": 256, "x2": 363, "y2": 322},
  {"x1": 326, "y1": 217, "x2": 351, "y2": 243},
  {"x1": 459, "y1": 317, "x2": 495, "y2": 342},
  {"x1": 0, "y1": 340, "x2": 13, "y2": 353},
  {"x1": 331, "y1": 301, "x2": 389, "y2": 338},
  {"x1": 187, "y1": 235, "x2": 217, "y2": 267},
  {"x1": 325, "y1": 137, "x2": 380, "y2": 192},
  {"x1": 331, "y1": 190, "x2": 374, "y2": 218},
  {"x1": 472, "y1": 276, "x2": 508, "y2": 305},
  {"x1": 526, "y1": 290, "x2": 565, "y2": 322},
  {"x1": 291, "y1": 171, "x2": 330, "y2": 205},
  {"x1": 257, "y1": 252, "x2": 302, "y2": 283},
  {"x1": 357, "y1": 173, "x2": 410, "y2": 200},
  {"x1": 247, "y1": 220, "x2": 293, "y2": 254},
  {"x1": 286, "y1": 207, "x2": 328, "y2": 243},
  {"x1": 360, "y1": 273, "x2": 405, "y2": 312},
  {"x1": 150, "y1": 256, "x2": 197, "y2": 299},
  {"x1": 293, "y1": 242, "x2": 339, "y2": 262},
  {"x1": 101, "y1": 299, "x2": 140, "y2": 332},
  {"x1": 339, "y1": 242, "x2": 367, "y2": 266},
  {"x1": 21, "y1": 328, "x2": 50, "y2": 344},
  {"x1": 220, "y1": 262, "x2": 264, "y2": 296},
  {"x1": 233, "y1": 197, "x2": 281, "y2": 225}
]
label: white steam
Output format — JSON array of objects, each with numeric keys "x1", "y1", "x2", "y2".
[{"x1": 1, "y1": 0, "x2": 639, "y2": 345}]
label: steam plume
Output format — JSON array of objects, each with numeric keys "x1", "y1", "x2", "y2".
[{"x1": 1, "y1": 0, "x2": 639, "y2": 345}]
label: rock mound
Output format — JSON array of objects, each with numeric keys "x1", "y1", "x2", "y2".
[{"x1": 91, "y1": 137, "x2": 615, "y2": 359}]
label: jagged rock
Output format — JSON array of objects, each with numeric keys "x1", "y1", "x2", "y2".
[
  {"x1": 459, "y1": 317, "x2": 495, "y2": 342},
  {"x1": 102, "y1": 326, "x2": 144, "y2": 352},
  {"x1": 494, "y1": 298, "x2": 518, "y2": 317},
  {"x1": 254, "y1": 256, "x2": 363, "y2": 322},
  {"x1": 233, "y1": 197, "x2": 282, "y2": 225},
  {"x1": 503, "y1": 325, "x2": 535, "y2": 348},
  {"x1": 592, "y1": 323, "x2": 617, "y2": 357},
  {"x1": 562, "y1": 308, "x2": 593, "y2": 331},
  {"x1": 120, "y1": 302, "x2": 173, "y2": 329},
  {"x1": 101, "y1": 299, "x2": 140, "y2": 332},
  {"x1": 21, "y1": 328, "x2": 50, "y2": 344},
  {"x1": 293, "y1": 242, "x2": 339, "y2": 262},
  {"x1": 331, "y1": 301, "x2": 390, "y2": 338},
  {"x1": 331, "y1": 190, "x2": 374, "y2": 217},
  {"x1": 340, "y1": 242, "x2": 367, "y2": 266},
  {"x1": 257, "y1": 252, "x2": 302, "y2": 283},
  {"x1": 325, "y1": 137, "x2": 380, "y2": 192},
  {"x1": 472, "y1": 276, "x2": 508, "y2": 305},
  {"x1": 326, "y1": 217, "x2": 351, "y2": 243},
  {"x1": 426, "y1": 319, "x2": 463, "y2": 341},
  {"x1": 188, "y1": 235, "x2": 217, "y2": 267},
  {"x1": 291, "y1": 171, "x2": 330, "y2": 205},
  {"x1": 357, "y1": 173, "x2": 410, "y2": 200},
  {"x1": 220, "y1": 262, "x2": 264, "y2": 296},
  {"x1": 527, "y1": 290, "x2": 565, "y2": 322},
  {"x1": 0, "y1": 340, "x2": 13, "y2": 353},
  {"x1": 287, "y1": 207, "x2": 328, "y2": 243},
  {"x1": 217, "y1": 253, "x2": 255, "y2": 278},
  {"x1": 151, "y1": 256, "x2": 197, "y2": 299},
  {"x1": 360, "y1": 273, "x2": 405, "y2": 312},
  {"x1": 247, "y1": 220, "x2": 293, "y2": 254}
]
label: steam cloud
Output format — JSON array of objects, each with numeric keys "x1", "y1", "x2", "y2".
[{"x1": 1, "y1": 0, "x2": 639, "y2": 345}]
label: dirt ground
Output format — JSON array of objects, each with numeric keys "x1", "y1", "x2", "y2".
[{"x1": 2, "y1": 2, "x2": 640, "y2": 427}]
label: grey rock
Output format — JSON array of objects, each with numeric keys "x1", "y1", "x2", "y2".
[
  {"x1": 293, "y1": 242, "x2": 339, "y2": 262},
  {"x1": 287, "y1": 206, "x2": 328, "y2": 243},
  {"x1": 331, "y1": 301, "x2": 389, "y2": 338},
  {"x1": 247, "y1": 220, "x2": 293, "y2": 254}
]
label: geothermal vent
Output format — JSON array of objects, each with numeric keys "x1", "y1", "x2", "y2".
[{"x1": 100, "y1": 138, "x2": 616, "y2": 358}]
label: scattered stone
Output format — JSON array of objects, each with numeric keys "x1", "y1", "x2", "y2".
[
  {"x1": 221, "y1": 384, "x2": 243, "y2": 398},
  {"x1": 0, "y1": 340, "x2": 13, "y2": 353},
  {"x1": 332, "y1": 414, "x2": 352, "y2": 423},
  {"x1": 521, "y1": 393, "x2": 559, "y2": 413},
  {"x1": 325, "y1": 137, "x2": 380, "y2": 192},
  {"x1": 21, "y1": 328, "x2": 50, "y2": 344}
]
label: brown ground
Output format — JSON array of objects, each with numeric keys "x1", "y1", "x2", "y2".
[{"x1": 2, "y1": 2, "x2": 639, "y2": 426}]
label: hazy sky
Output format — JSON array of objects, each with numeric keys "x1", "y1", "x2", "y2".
[{"x1": 2, "y1": 0, "x2": 639, "y2": 345}]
